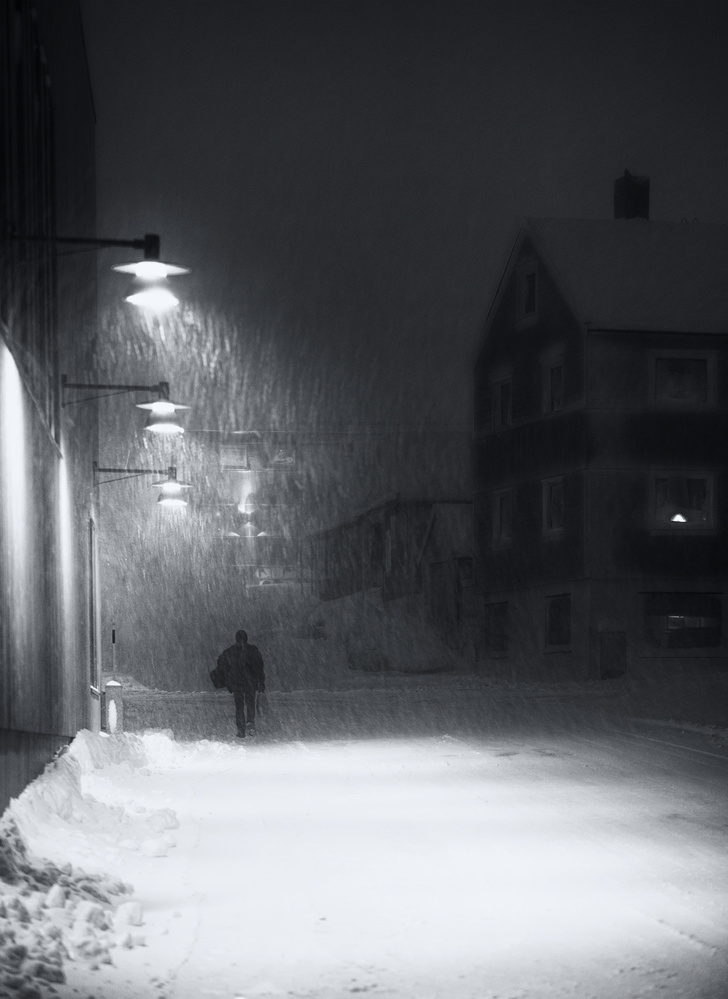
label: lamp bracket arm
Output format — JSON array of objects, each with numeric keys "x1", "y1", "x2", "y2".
[
  {"x1": 93, "y1": 464, "x2": 170, "y2": 487},
  {"x1": 9, "y1": 230, "x2": 160, "y2": 259},
  {"x1": 62, "y1": 377, "x2": 170, "y2": 407}
]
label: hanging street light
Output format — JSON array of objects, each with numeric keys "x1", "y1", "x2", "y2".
[
  {"x1": 151, "y1": 467, "x2": 191, "y2": 508},
  {"x1": 62, "y1": 376, "x2": 190, "y2": 435},
  {"x1": 135, "y1": 396, "x2": 190, "y2": 436},
  {"x1": 94, "y1": 463, "x2": 191, "y2": 508},
  {"x1": 112, "y1": 234, "x2": 189, "y2": 312},
  {"x1": 8, "y1": 229, "x2": 189, "y2": 312}
]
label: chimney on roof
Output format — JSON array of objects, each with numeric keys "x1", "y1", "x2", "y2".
[{"x1": 614, "y1": 170, "x2": 649, "y2": 220}]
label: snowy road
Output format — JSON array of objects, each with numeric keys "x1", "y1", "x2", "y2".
[
  {"x1": 8, "y1": 722, "x2": 727, "y2": 999},
  {"x1": 44, "y1": 724, "x2": 726, "y2": 999}
]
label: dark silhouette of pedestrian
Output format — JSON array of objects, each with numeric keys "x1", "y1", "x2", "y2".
[{"x1": 215, "y1": 630, "x2": 266, "y2": 738}]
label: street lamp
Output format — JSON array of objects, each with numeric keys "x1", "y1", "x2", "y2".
[
  {"x1": 8, "y1": 229, "x2": 189, "y2": 312},
  {"x1": 93, "y1": 463, "x2": 191, "y2": 508},
  {"x1": 62, "y1": 376, "x2": 189, "y2": 435},
  {"x1": 135, "y1": 396, "x2": 190, "y2": 436}
]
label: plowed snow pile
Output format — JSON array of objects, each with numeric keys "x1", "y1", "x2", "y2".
[{"x1": 0, "y1": 730, "x2": 184, "y2": 999}]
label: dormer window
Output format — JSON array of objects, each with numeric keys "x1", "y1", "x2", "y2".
[{"x1": 516, "y1": 263, "x2": 538, "y2": 325}]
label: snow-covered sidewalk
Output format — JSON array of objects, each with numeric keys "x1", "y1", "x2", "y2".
[{"x1": 2, "y1": 724, "x2": 728, "y2": 999}]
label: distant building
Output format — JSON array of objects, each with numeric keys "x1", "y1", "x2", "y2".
[
  {"x1": 1, "y1": 0, "x2": 98, "y2": 811},
  {"x1": 474, "y1": 187, "x2": 728, "y2": 680},
  {"x1": 305, "y1": 493, "x2": 475, "y2": 654}
]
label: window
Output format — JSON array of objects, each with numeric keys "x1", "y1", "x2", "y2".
[
  {"x1": 653, "y1": 354, "x2": 712, "y2": 406},
  {"x1": 484, "y1": 602, "x2": 509, "y2": 655},
  {"x1": 543, "y1": 358, "x2": 564, "y2": 413},
  {"x1": 652, "y1": 474, "x2": 713, "y2": 529},
  {"x1": 517, "y1": 263, "x2": 538, "y2": 324},
  {"x1": 546, "y1": 594, "x2": 571, "y2": 647},
  {"x1": 492, "y1": 489, "x2": 513, "y2": 547},
  {"x1": 543, "y1": 477, "x2": 564, "y2": 536},
  {"x1": 644, "y1": 592, "x2": 721, "y2": 648},
  {"x1": 492, "y1": 378, "x2": 512, "y2": 429}
]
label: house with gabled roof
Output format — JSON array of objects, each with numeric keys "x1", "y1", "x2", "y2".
[{"x1": 474, "y1": 183, "x2": 728, "y2": 681}]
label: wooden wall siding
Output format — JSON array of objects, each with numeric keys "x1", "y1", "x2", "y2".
[
  {"x1": 474, "y1": 412, "x2": 588, "y2": 491},
  {"x1": 587, "y1": 331, "x2": 728, "y2": 411},
  {"x1": 586, "y1": 468, "x2": 728, "y2": 579},
  {"x1": 475, "y1": 240, "x2": 584, "y2": 436},
  {"x1": 588, "y1": 410, "x2": 728, "y2": 467},
  {"x1": 477, "y1": 471, "x2": 586, "y2": 593}
]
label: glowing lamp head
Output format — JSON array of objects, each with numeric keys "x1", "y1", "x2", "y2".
[
  {"x1": 114, "y1": 260, "x2": 190, "y2": 280},
  {"x1": 125, "y1": 281, "x2": 180, "y2": 313},
  {"x1": 112, "y1": 234, "x2": 189, "y2": 311},
  {"x1": 136, "y1": 397, "x2": 190, "y2": 435},
  {"x1": 152, "y1": 467, "x2": 190, "y2": 508},
  {"x1": 671, "y1": 513, "x2": 687, "y2": 523}
]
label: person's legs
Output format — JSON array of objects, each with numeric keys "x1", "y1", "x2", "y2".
[
  {"x1": 244, "y1": 685, "x2": 257, "y2": 733},
  {"x1": 233, "y1": 692, "x2": 246, "y2": 736}
]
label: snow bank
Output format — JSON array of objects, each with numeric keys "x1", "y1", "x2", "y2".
[{"x1": 0, "y1": 729, "x2": 183, "y2": 997}]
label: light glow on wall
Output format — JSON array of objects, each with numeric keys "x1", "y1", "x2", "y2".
[
  {"x1": 58, "y1": 450, "x2": 75, "y2": 653},
  {"x1": 1, "y1": 344, "x2": 28, "y2": 579}
]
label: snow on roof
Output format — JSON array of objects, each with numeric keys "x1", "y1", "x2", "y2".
[{"x1": 525, "y1": 218, "x2": 728, "y2": 334}]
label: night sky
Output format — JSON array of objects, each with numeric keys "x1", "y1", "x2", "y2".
[{"x1": 80, "y1": 0, "x2": 728, "y2": 428}]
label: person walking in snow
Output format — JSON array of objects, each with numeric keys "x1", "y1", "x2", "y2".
[{"x1": 216, "y1": 630, "x2": 266, "y2": 738}]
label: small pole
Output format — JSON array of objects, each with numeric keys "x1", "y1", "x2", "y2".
[{"x1": 105, "y1": 681, "x2": 123, "y2": 734}]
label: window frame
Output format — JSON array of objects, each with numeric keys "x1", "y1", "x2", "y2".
[
  {"x1": 649, "y1": 471, "x2": 715, "y2": 533},
  {"x1": 545, "y1": 593, "x2": 572, "y2": 650},
  {"x1": 643, "y1": 591, "x2": 722, "y2": 650},
  {"x1": 649, "y1": 349, "x2": 716, "y2": 409},
  {"x1": 492, "y1": 376, "x2": 513, "y2": 430},
  {"x1": 542, "y1": 476, "x2": 565, "y2": 539},
  {"x1": 492, "y1": 488, "x2": 513, "y2": 549}
]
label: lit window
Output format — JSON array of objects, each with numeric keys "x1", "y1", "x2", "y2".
[
  {"x1": 546, "y1": 594, "x2": 571, "y2": 647},
  {"x1": 543, "y1": 477, "x2": 564, "y2": 535},
  {"x1": 653, "y1": 474, "x2": 713, "y2": 529},
  {"x1": 644, "y1": 592, "x2": 721, "y2": 648}
]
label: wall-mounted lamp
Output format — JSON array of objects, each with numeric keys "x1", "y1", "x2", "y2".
[
  {"x1": 93, "y1": 462, "x2": 191, "y2": 508},
  {"x1": 62, "y1": 376, "x2": 189, "y2": 434},
  {"x1": 151, "y1": 467, "x2": 191, "y2": 507},
  {"x1": 9, "y1": 230, "x2": 189, "y2": 312},
  {"x1": 135, "y1": 397, "x2": 190, "y2": 436}
]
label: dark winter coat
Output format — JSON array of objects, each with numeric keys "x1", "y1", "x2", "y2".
[{"x1": 216, "y1": 642, "x2": 265, "y2": 694}]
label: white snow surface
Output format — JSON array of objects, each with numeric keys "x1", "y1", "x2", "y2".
[{"x1": 1, "y1": 718, "x2": 727, "y2": 999}]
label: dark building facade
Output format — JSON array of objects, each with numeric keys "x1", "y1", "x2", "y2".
[
  {"x1": 474, "y1": 209, "x2": 728, "y2": 681},
  {"x1": 1, "y1": 0, "x2": 98, "y2": 811}
]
